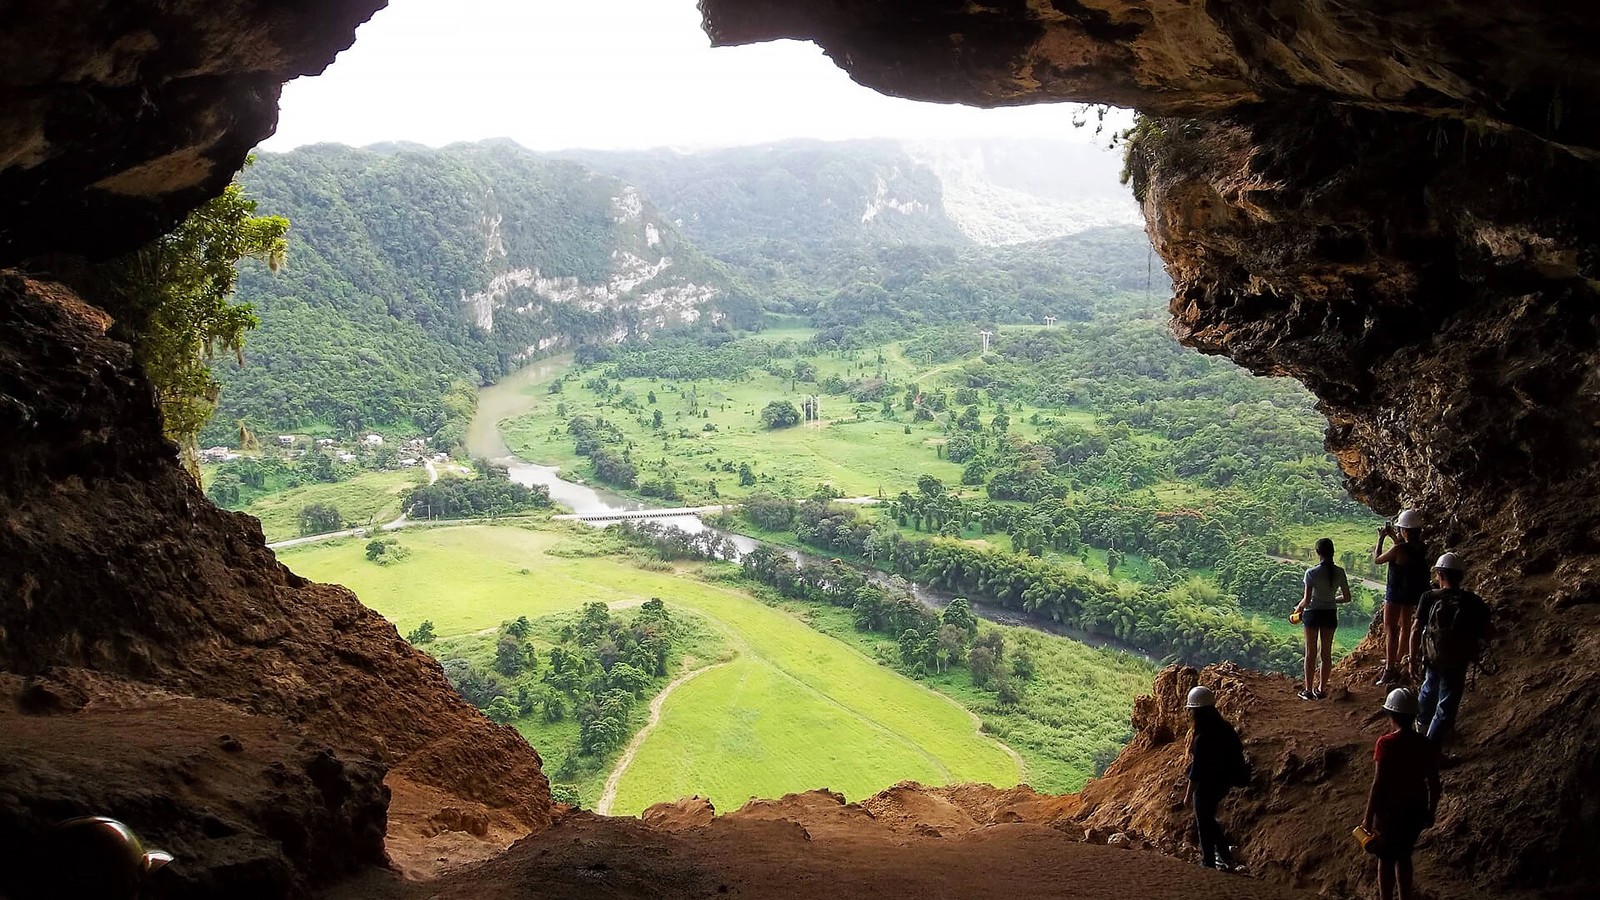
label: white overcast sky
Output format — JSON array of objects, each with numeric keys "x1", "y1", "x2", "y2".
[{"x1": 265, "y1": 0, "x2": 1125, "y2": 152}]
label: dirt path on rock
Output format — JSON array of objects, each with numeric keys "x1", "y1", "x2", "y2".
[{"x1": 596, "y1": 661, "x2": 732, "y2": 815}]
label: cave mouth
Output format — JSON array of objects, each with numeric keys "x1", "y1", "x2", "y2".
[
  {"x1": 4, "y1": 1, "x2": 1600, "y2": 899},
  {"x1": 232, "y1": 0, "x2": 1395, "y2": 832}
]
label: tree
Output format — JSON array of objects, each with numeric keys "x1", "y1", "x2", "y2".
[
  {"x1": 484, "y1": 696, "x2": 519, "y2": 724},
  {"x1": 495, "y1": 634, "x2": 530, "y2": 676},
  {"x1": 298, "y1": 503, "x2": 342, "y2": 535},
  {"x1": 761, "y1": 400, "x2": 802, "y2": 429},
  {"x1": 405, "y1": 620, "x2": 436, "y2": 644},
  {"x1": 207, "y1": 472, "x2": 242, "y2": 506},
  {"x1": 104, "y1": 165, "x2": 288, "y2": 473},
  {"x1": 1106, "y1": 547, "x2": 1123, "y2": 578},
  {"x1": 917, "y1": 474, "x2": 946, "y2": 498},
  {"x1": 969, "y1": 646, "x2": 997, "y2": 686},
  {"x1": 990, "y1": 413, "x2": 1011, "y2": 433},
  {"x1": 607, "y1": 663, "x2": 651, "y2": 697},
  {"x1": 940, "y1": 597, "x2": 979, "y2": 638}
]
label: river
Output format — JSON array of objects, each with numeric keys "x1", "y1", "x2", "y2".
[{"x1": 467, "y1": 359, "x2": 1154, "y2": 663}]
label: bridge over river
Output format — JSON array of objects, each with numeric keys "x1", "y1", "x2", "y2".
[{"x1": 551, "y1": 506, "x2": 732, "y2": 523}]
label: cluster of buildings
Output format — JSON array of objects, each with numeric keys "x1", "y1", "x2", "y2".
[{"x1": 198, "y1": 434, "x2": 450, "y2": 469}]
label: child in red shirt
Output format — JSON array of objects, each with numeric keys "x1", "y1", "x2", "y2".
[{"x1": 1363, "y1": 688, "x2": 1442, "y2": 900}]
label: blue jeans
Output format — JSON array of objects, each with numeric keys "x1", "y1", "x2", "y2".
[{"x1": 1417, "y1": 664, "x2": 1467, "y2": 743}]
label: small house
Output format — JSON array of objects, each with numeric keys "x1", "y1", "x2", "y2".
[
  {"x1": 337, "y1": 452, "x2": 358, "y2": 463},
  {"x1": 362, "y1": 434, "x2": 384, "y2": 447},
  {"x1": 276, "y1": 435, "x2": 297, "y2": 446}
]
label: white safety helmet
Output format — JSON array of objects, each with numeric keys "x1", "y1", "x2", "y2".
[
  {"x1": 1383, "y1": 687, "x2": 1418, "y2": 715},
  {"x1": 1394, "y1": 509, "x2": 1424, "y2": 530},
  {"x1": 1433, "y1": 551, "x2": 1465, "y2": 573},
  {"x1": 1185, "y1": 685, "x2": 1216, "y2": 709}
]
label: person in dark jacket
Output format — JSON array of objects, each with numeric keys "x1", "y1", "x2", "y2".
[{"x1": 1182, "y1": 685, "x2": 1248, "y2": 871}]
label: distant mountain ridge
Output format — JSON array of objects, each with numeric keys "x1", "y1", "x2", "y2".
[{"x1": 903, "y1": 138, "x2": 1141, "y2": 245}]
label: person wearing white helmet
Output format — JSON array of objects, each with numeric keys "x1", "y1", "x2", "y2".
[
  {"x1": 1362, "y1": 688, "x2": 1441, "y2": 900},
  {"x1": 1373, "y1": 508, "x2": 1430, "y2": 685},
  {"x1": 1409, "y1": 551, "x2": 1492, "y2": 743},
  {"x1": 1181, "y1": 684, "x2": 1251, "y2": 872}
]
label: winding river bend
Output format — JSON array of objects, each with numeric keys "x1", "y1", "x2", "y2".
[{"x1": 468, "y1": 359, "x2": 1154, "y2": 663}]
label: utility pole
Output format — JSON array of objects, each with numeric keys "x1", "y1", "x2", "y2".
[{"x1": 979, "y1": 330, "x2": 993, "y2": 352}]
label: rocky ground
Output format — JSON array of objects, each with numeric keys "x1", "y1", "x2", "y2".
[{"x1": 327, "y1": 790, "x2": 1320, "y2": 900}]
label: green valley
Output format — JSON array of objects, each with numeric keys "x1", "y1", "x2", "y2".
[{"x1": 278, "y1": 523, "x2": 1149, "y2": 813}]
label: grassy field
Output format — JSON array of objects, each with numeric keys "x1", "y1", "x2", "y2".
[
  {"x1": 772, "y1": 596, "x2": 1154, "y2": 794},
  {"x1": 500, "y1": 342, "x2": 1019, "y2": 502},
  {"x1": 277, "y1": 524, "x2": 1022, "y2": 814},
  {"x1": 241, "y1": 468, "x2": 426, "y2": 542},
  {"x1": 426, "y1": 603, "x2": 734, "y2": 806}
]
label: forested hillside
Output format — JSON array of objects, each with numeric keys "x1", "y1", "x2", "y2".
[
  {"x1": 207, "y1": 142, "x2": 754, "y2": 445},
  {"x1": 210, "y1": 138, "x2": 1156, "y2": 447}
]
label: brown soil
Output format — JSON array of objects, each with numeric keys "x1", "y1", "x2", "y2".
[{"x1": 323, "y1": 791, "x2": 1320, "y2": 900}]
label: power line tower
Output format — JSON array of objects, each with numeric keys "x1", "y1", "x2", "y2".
[
  {"x1": 1043, "y1": 316, "x2": 1057, "y2": 327},
  {"x1": 979, "y1": 330, "x2": 993, "y2": 352}
]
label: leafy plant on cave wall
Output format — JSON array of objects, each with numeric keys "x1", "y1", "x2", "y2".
[{"x1": 102, "y1": 160, "x2": 288, "y2": 474}]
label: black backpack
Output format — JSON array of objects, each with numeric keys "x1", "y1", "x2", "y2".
[{"x1": 1421, "y1": 588, "x2": 1488, "y2": 669}]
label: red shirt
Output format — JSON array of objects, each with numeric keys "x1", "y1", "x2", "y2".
[{"x1": 1373, "y1": 729, "x2": 1437, "y2": 816}]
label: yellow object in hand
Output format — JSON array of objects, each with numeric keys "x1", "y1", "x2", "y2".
[{"x1": 1289, "y1": 610, "x2": 1303, "y2": 625}]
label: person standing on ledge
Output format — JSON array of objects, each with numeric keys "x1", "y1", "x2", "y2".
[
  {"x1": 1374, "y1": 509, "x2": 1429, "y2": 685},
  {"x1": 1182, "y1": 685, "x2": 1250, "y2": 871},
  {"x1": 1363, "y1": 688, "x2": 1442, "y2": 900},
  {"x1": 1411, "y1": 552, "x2": 1492, "y2": 744},
  {"x1": 1292, "y1": 537, "x2": 1352, "y2": 700}
]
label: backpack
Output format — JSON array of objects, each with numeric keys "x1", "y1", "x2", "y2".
[
  {"x1": 1231, "y1": 747, "x2": 1254, "y2": 788},
  {"x1": 1421, "y1": 588, "x2": 1488, "y2": 669}
]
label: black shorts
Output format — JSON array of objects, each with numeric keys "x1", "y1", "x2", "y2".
[
  {"x1": 1372, "y1": 813, "x2": 1425, "y2": 861},
  {"x1": 1303, "y1": 608, "x2": 1337, "y2": 630}
]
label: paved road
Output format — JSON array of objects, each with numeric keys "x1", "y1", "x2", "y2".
[{"x1": 266, "y1": 457, "x2": 448, "y2": 550}]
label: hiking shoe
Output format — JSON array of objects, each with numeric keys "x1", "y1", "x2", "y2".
[
  {"x1": 1297, "y1": 688, "x2": 1316, "y2": 701},
  {"x1": 1313, "y1": 689, "x2": 1328, "y2": 700}
]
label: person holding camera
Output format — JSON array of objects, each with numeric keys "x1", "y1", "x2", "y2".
[
  {"x1": 1292, "y1": 537, "x2": 1351, "y2": 700},
  {"x1": 1373, "y1": 509, "x2": 1429, "y2": 685}
]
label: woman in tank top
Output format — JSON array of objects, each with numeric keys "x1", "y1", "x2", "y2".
[{"x1": 1292, "y1": 537, "x2": 1351, "y2": 699}]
